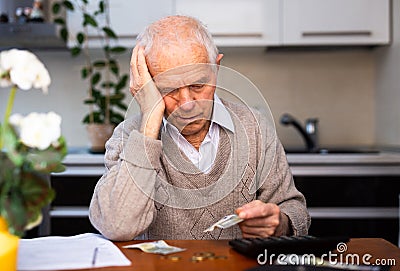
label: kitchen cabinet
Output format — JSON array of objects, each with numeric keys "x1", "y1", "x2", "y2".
[
  {"x1": 175, "y1": 0, "x2": 280, "y2": 46},
  {"x1": 66, "y1": 0, "x2": 279, "y2": 47},
  {"x1": 289, "y1": 153, "x2": 400, "y2": 245},
  {"x1": 65, "y1": 0, "x2": 390, "y2": 48},
  {"x1": 295, "y1": 176, "x2": 399, "y2": 245},
  {"x1": 66, "y1": 0, "x2": 173, "y2": 48},
  {"x1": 282, "y1": 0, "x2": 390, "y2": 46},
  {"x1": 109, "y1": 0, "x2": 173, "y2": 48},
  {"x1": 41, "y1": 152, "x2": 400, "y2": 243}
]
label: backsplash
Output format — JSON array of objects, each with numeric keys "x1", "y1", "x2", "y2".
[{"x1": 0, "y1": 48, "x2": 376, "y2": 148}]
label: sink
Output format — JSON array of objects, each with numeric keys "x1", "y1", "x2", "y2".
[{"x1": 284, "y1": 148, "x2": 380, "y2": 154}]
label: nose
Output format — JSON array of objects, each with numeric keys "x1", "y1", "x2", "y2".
[{"x1": 177, "y1": 87, "x2": 195, "y2": 112}]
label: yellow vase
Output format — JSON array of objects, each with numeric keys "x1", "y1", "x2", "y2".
[{"x1": 0, "y1": 217, "x2": 19, "y2": 271}]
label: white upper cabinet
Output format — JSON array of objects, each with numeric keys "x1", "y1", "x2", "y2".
[
  {"x1": 282, "y1": 0, "x2": 390, "y2": 45},
  {"x1": 66, "y1": 0, "x2": 390, "y2": 47},
  {"x1": 66, "y1": 0, "x2": 173, "y2": 48},
  {"x1": 174, "y1": 0, "x2": 281, "y2": 46},
  {"x1": 109, "y1": 0, "x2": 173, "y2": 47}
]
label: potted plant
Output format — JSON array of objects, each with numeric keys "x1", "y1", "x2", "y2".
[
  {"x1": 0, "y1": 48, "x2": 67, "y2": 271},
  {"x1": 52, "y1": 0, "x2": 128, "y2": 153}
]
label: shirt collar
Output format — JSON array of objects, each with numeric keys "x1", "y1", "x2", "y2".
[{"x1": 162, "y1": 93, "x2": 235, "y2": 133}]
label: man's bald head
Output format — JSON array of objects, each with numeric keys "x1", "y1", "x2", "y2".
[{"x1": 136, "y1": 15, "x2": 219, "y2": 75}]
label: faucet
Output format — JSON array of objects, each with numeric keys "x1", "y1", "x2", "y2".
[{"x1": 280, "y1": 113, "x2": 319, "y2": 153}]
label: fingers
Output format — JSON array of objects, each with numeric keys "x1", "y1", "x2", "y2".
[
  {"x1": 129, "y1": 45, "x2": 140, "y2": 96},
  {"x1": 239, "y1": 223, "x2": 277, "y2": 238},
  {"x1": 238, "y1": 214, "x2": 281, "y2": 238},
  {"x1": 130, "y1": 45, "x2": 154, "y2": 98},
  {"x1": 137, "y1": 47, "x2": 152, "y2": 83},
  {"x1": 236, "y1": 200, "x2": 279, "y2": 220},
  {"x1": 236, "y1": 201, "x2": 282, "y2": 238}
]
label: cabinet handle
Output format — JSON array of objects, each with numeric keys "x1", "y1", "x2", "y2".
[
  {"x1": 87, "y1": 33, "x2": 263, "y2": 39},
  {"x1": 87, "y1": 34, "x2": 138, "y2": 39},
  {"x1": 211, "y1": 33, "x2": 263, "y2": 38},
  {"x1": 302, "y1": 31, "x2": 372, "y2": 37}
]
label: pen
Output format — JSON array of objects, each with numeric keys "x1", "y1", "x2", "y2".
[{"x1": 92, "y1": 247, "x2": 98, "y2": 267}]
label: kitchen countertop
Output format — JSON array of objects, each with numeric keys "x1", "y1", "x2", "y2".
[{"x1": 56, "y1": 147, "x2": 400, "y2": 177}]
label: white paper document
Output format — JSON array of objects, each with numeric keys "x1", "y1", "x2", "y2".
[{"x1": 17, "y1": 233, "x2": 131, "y2": 270}]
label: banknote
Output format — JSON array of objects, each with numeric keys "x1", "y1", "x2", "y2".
[
  {"x1": 123, "y1": 240, "x2": 186, "y2": 255},
  {"x1": 203, "y1": 214, "x2": 243, "y2": 232}
]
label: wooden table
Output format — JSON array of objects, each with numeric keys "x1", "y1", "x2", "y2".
[{"x1": 65, "y1": 238, "x2": 400, "y2": 271}]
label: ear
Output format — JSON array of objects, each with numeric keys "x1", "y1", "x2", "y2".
[{"x1": 216, "y1": 53, "x2": 224, "y2": 65}]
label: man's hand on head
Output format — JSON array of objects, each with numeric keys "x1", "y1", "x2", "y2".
[
  {"x1": 236, "y1": 200, "x2": 292, "y2": 238},
  {"x1": 130, "y1": 45, "x2": 165, "y2": 139}
]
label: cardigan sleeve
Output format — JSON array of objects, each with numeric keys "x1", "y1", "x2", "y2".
[
  {"x1": 89, "y1": 119, "x2": 162, "y2": 241},
  {"x1": 255, "y1": 115, "x2": 311, "y2": 235}
]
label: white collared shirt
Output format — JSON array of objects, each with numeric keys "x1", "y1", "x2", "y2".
[{"x1": 163, "y1": 94, "x2": 235, "y2": 173}]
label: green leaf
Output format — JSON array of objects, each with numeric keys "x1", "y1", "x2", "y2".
[
  {"x1": 116, "y1": 102, "x2": 128, "y2": 111},
  {"x1": 110, "y1": 46, "x2": 126, "y2": 53},
  {"x1": 92, "y1": 89, "x2": 102, "y2": 99},
  {"x1": 101, "y1": 81, "x2": 114, "y2": 89},
  {"x1": 54, "y1": 17, "x2": 65, "y2": 25},
  {"x1": 60, "y1": 27, "x2": 68, "y2": 43},
  {"x1": 84, "y1": 98, "x2": 95, "y2": 104},
  {"x1": 99, "y1": 1, "x2": 105, "y2": 13},
  {"x1": 109, "y1": 93, "x2": 125, "y2": 101},
  {"x1": 115, "y1": 75, "x2": 128, "y2": 92},
  {"x1": 81, "y1": 67, "x2": 89, "y2": 79},
  {"x1": 110, "y1": 66, "x2": 119, "y2": 76},
  {"x1": 110, "y1": 112, "x2": 125, "y2": 125},
  {"x1": 76, "y1": 32, "x2": 85, "y2": 44},
  {"x1": 82, "y1": 112, "x2": 103, "y2": 124},
  {"x1": 108, "y1": 60, "x2": 118, "y2": 76},
  {"x1": 71, "y1": 46, "x2": 81, "y2": 57},
  {"x1": 1, "y1": 124, "x2": 24, "y2": 167},
  {"x1": 3, "y1": 191, "x2": 27, "y2": 236},
  {"x1": 81, "y1": 0, "x2": 88, "y2": 4},
  {"x1": 19, "y1": 172, "x2": 55, "y2": 232},
  {"x1": 91, "y1": 73, "x2": 101, "y2": 86},
  {"x1": 52, "y1": 3, "x2": 61, "y2": 14},
  {"x1": 62, "y1": 0, "x2": 74, "y2": 11},
  {"x1": 93, "y1": 61, "x2": 106, "y2": 68},
  {"x1": 83, "y1": 13, "x2": 98, "y2": 27},
  {"x1": 102, "y1": 27, "x2": 117, "y2": 39}
]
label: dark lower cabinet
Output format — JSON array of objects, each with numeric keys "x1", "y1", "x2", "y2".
[
  {"x1": 47, "y1": 175, "x2": 101, "y2": 236},
  {"x1": 294, "y1": 176, "x2": 400, "y2": 245},
  {"x1": 309, "y1": 218, "x2": 398, "y2": 244},
  {"x1": 50, "y1": 217, "x2": 99, "y2": 236},
  {"x1": 30, "y1": 172, "x2": 399, "y2": 246}
]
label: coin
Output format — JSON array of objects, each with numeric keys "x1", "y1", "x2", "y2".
[
  {"x1": 193, "y1": 252, "x2": 206, "y2": 257},
  {"x1": 168, "y1": 256, "x2": 181, "y2": 262},
  {"x1": 191, "y1": 255, "x2": 205, "y2": 262},
  {"x1": 216, "y1": 255, "x2": 228, "y2": 259},
  {"x1": 203, "y1": 252, "x2": 215, "y2": 258}
]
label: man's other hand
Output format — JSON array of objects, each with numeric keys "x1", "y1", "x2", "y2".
[{"x1": 236, "y1": 200, "x2": 292, "y2": 238}]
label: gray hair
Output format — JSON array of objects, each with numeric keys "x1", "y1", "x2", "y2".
[{"x1": 136, "y1": 15, "x2": 219, "y2": 64}]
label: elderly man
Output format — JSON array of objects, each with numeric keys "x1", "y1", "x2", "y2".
[{"x1": 89, "y1": 15, "x2": 310, "y2": 241}]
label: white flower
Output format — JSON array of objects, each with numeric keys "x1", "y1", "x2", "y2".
[
  {"x1": 0, "y1": 49, "x2": 51, "y2": 93},
  {"x1": 9, "y1": 112, "x2": 62, "y2": 150}
]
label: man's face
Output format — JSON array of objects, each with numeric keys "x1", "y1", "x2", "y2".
[{"x1": 147, "y1": 46, "x2": 217, "y2": 137}]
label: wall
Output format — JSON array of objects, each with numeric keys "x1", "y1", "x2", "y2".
[
  {"x1": 0, "y1": 47, "x2": 377, "y2": 148},
  {"x1": 375, "y1": 0, "x2": 400, "y2": 147},
  {"x1": 221, "y1": 47, "x2": 376, "y2": 148}
]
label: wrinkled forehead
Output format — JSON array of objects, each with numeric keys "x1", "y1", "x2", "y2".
[{"x1": 153, "y1": 63, "x2": 216, "y2": 90}]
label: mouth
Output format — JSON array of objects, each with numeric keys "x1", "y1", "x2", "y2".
[{"x1": 176, "y1": 114, "x2": 202, "y2": 122}]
